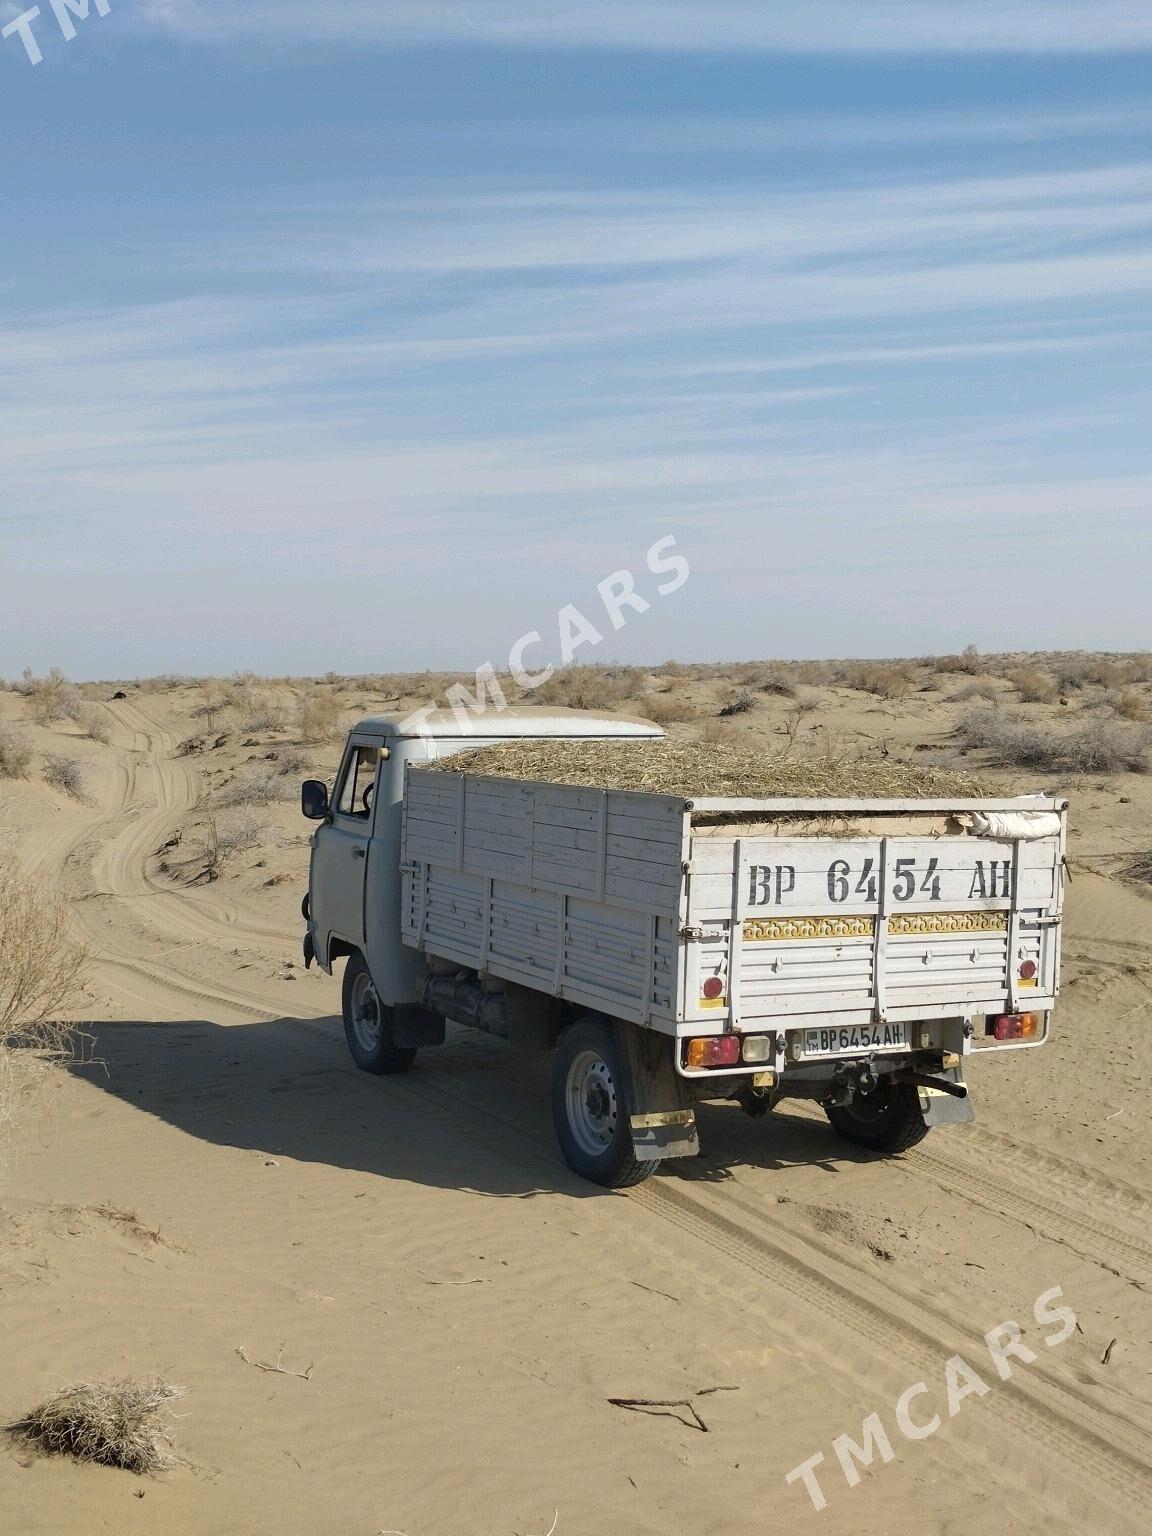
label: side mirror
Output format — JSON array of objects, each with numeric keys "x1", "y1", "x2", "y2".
[{"x1": 301, "y1": 780, "x2": 330, "y2": 821}]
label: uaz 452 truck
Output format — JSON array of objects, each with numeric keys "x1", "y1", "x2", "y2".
[{"x1": 302, "y1": 710, "x2": 1065, "y2": 1187}]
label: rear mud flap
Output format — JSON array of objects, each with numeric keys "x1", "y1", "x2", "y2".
[
  {"x1": 613, "y1": 1020, "x2": 699, "y2": 1162},
  {"x1": 918, "y1": 1065, "x2": 975, "y2": 1128},
  {"x1": 393, "y1": 1004, "x2": 447, "y2": 1049}
]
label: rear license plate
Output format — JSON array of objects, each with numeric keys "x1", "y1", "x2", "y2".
[{"x1": 802, "y1": 1023, "x2": 908, "y2": 1058}]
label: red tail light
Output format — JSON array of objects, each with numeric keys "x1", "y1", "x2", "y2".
[
  {"x1": 992, "y1": 1013, "x2": 1041, "y2": 1041},
  {"x1": 684, "y1": 1036, "x2": 742, "y2": 1069}
]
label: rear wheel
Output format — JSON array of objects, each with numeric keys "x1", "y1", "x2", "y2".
[
  {"x1": 341, "y1": 952, "x2": 416, "y2": 1075},
  {"x1": 824, "y1": 1080, "x2": 929, "y2": 1153},
  {"x1": 551, "y1": 1017, "x2": 655, "y2": 1188}
]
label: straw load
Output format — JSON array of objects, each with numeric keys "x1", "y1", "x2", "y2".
[{"x1": 426, "y1": 740, "x2": 990, "y2": 800}]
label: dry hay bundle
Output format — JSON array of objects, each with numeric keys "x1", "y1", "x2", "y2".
[
  {"x1": 427, "y1": 740, "x2": 990, "y2": 800},
  {"x1": 14, "y1": 1378, "x2": 185, "y2": 1473}
]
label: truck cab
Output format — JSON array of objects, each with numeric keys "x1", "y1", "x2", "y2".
[{"x1": 301, "y1": 708, "x2": 663, "y2": 1009}]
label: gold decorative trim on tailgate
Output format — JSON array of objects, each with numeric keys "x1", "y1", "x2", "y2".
[
  {"x1": 742, "y1": 911, "x2": 1010, "y2": 942},
  {"x1": 744, "y1": 915, "x2": 876, "y2": 942},
  {"x1": 888, "y1": 911, "x2": 1008, "y2": 936}
]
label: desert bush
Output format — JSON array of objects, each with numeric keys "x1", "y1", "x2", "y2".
[
  {"x1": 531, "y1": 665, "x2": 643, "y2": 710},
  {"x1": 641, "y1": 694, "x2": 700, "y2": 725},
  {"x1": 718, "y1": 690, "x2": 756, "y2": 718},
  {"x1": 840, "y1": 662, "x2": 916, "y2": 699},
  {"x1": 949, "y1": 682, "x2": 1002, "y2": 704},
  {"x1": 241, "y1": 693, "x2": 288, "y2": 732},
  {"x1": 275, "y1": 748, "x2": 309, "y2": 776},
  {"x1": 0, "y1": 863, "x2": 84, "y2": 1155},
  {"x1": 77, "y1": 704, "x2": 114, "y2": 745},
  {"x1": 14, "y1": 1378, "x2": 184, "y2": 1473},
  {"x1": 218, "y1": 773, "x2": 287, "y2": 807},
  {"x1": 1112, "y1": 689, "x2": 1149, "y2": 723},
  {"x1": 0, "y1": 724, "x2": 33, "y2": 778},
  {"x1": 757, "y1": 672, "x2": 799, "y2": 698},
  {"x1": 298, "y1": 690, "x2": 346, "y2": 744},
  {"x1": 958, "y1": 710, "x2": 1151, "y2": 774},
  {"x1": 933, "y1": 645, "x2": 982, "y2": 676},
  {"x1": 199, "y1": 815, "x2": 266, "y2": 878},
  {"x1": 956, "y1": 710, "x2": 1061, "y2": 769},
  {"x1": 1063, "y1": 722, "x2": 1152, "y2": 774},
  {"x1": 1006, "y1": 667, "x2": 1058, "y2": 705},
  {"x1": 42, "y1": 755, "x2": 85, "y2": 799},
  {"x1": 18, "y1": 666, "x2": 78, "y2": 725}
]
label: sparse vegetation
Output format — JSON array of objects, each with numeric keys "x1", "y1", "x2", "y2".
[
  {"x1": 77, "y1": 704, "x2": 114, "y2": 744},
  {"x1": 531, "y1": 665, "x2": 644, "y2": 711},
  {"x1": 13, "y1": 1378, "x2": 184, "y2": 1473},
  {"x1": 1112, "y1": 689, "x2": 1149, "y2": 723},
  {"x1": 958, "y1": 710, "x2": 1151, "y2": 774},
  {"x1": 298, "y1": 690, "x2": 346, "y2": 744},
  {"x1": 640, "y1": 693, "x2": 700, "y2": 725},
  {"x1": 17, "y1": 666, "x2": 78, "y2": 725},
  {"x1": 42, "y1": 755, "x2": 85, "y2": 799},
  {"x1": 718, "y1": 690, "x2": 756, "y2": 718},
  {"x1": 1006, "y1": 667, "x2": 1058, "y2": 705},
  {"x1": 0, "y1": 863, "x2": 84, "y2": 1156},
  {"x1": 0, "y1": 724, "x2": 34, "y2": 778},
  {"x1": 933, "y1": 645, "x2": 982, "y2": 676},
  {"x1": 218, "y1": 773, "x2": 287, "y2": 807},
  {"x1": 199, "y1": 815, "x2": 267, "y2": 879},
  {"x1": 840, "y1": 662, "x2": 917, "y2": 699}
]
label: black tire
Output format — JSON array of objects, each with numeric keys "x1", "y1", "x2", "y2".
[
  {"x1": 551, "y1": 1017, "x2": 655, "y2": 1189},
  {"x1": 824, "y1": 1080, "x2": 930, "y2": 1153},
  {"x1": 341, "y1": 952, "x2": 416, "y2": 1075}
]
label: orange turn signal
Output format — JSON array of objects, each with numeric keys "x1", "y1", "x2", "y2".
[{"x1": 684, "y1": 1036, "x2": 742, "y2": 1070}]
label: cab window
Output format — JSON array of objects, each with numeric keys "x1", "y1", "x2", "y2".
[{"x1": 336, "y1": 745, "x2": 380, "y2": 820}]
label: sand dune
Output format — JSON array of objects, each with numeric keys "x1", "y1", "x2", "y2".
[{"x1": 1, "y1": 666, "x2": 1150, "y2": 1534}]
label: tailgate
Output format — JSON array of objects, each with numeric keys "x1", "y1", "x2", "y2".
[{"x1": 684, "y1": 830, "x2": 1063, "y2": 1026}]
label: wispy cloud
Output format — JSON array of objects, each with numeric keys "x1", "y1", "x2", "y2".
[{"x1": 135, "y1": 1, "x2": 1152, "y2": 53}]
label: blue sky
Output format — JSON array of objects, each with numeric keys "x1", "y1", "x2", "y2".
[{"x1": 1, "y1": 2, "x2": 1150, "y2": 677}]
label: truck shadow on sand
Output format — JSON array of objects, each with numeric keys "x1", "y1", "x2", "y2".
[{"x1": 72, "y1": 1016, "x2": 879, "y2": 1196}]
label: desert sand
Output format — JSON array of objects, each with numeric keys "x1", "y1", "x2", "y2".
[{"x1": 1, "y1": 659, "x2": 1150, "y2": 1535}]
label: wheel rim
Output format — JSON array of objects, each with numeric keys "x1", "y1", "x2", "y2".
[
  {"x1": 565, "y1": 1048, "x2": 619, "y2": 1158},
  {"x1": 349, "y1": 970, "x2": 382, "y2": 1053}
]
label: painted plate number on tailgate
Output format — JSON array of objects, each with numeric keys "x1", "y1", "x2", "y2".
[{"x1": 802, "y1": 1023, "x2": 908, "y2": 1057}]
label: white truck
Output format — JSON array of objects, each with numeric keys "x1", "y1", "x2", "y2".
[{"x1": 301, "y1": 709, "x2": 1066, "y2": 1187}]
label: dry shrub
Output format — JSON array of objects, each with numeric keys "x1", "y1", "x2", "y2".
[
  {"x1": 218, "y1": 773, "x2": 288, "y2": 807},
  {"x1": 199, "y1": 815, "x2": 266, "y2": 879},
  {"x1": 1125, "y1": 852, "x2": 1152, "y2": 885},
  {"x1": 949, "y1": 681, "x2": 1002, "y2": 704},
  {"x1": 1112, "y1": 689, "x2": 1149, "y2": 723},
  {"x1": 298, "y1": 690, "x2": 345, "y2": 744},
  {"x1": 641, "y1": 693, "x2": 699, "y2": 725},
  {"x1": 1064, "y1": 722, "x2": 1152, "y2": 774},
  {"x1": 755, "y1": 671, "x2": 799, "y2": 698},
  {"x1": 958, "y1": 710, "x2": 1152, "y2": 774},
  {"x1": 1006, "y1": 667, "x2": 1058, "y2": 705},
  {"x1": 13, "y1": 1378, "x2": 184, "y2": 1473},
  {"x1": 840, "y1": 662, "x2": 916, "y2": 699},
  {"x1": 0, "y1": 723, "x2": 33, "y2": 778},
  {"x1": 933, "y1": 646, "x2": 982, "y2": 676},
  {"x1": 241, "y1": 694, "x2": 288, "y2": 732},
  {"x1": 78, "y1": 704, "x2": 114, "y2": 744},
  {"x1": 718, "y1": 690, "x2": 756, "y2": 718},
  {"x1": 18, "y1": 666, "x2": 78, "y2": 725},
  {"x1": 531, "y1": 665, "x2": 644, "y2": 710},
  {"x1": 0, "y1": 864, "x2": 84, "y2": 1155},
  {"x1": 43, "y1": 754, "x2": 85, "y2": 799}
]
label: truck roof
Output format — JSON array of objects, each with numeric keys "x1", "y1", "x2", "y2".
[{"x1": 352, "y1": 707, "x2": 665, "y2": 741}]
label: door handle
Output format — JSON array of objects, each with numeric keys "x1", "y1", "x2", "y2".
[{"x1": 352, "y1": 847, "x2": 366, "y2": 860}]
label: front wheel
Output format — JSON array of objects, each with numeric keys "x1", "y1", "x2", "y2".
[
  {"x1": 824, "y1": 1079, "x2": 929, "y2": 1153},
  {"x1": 551, "y1": 1018, "x2": 655, "y2": 1188},
  {"x1": 341, "y1": 952, "x2": 416, "y2": 1075}
]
